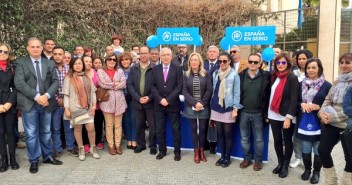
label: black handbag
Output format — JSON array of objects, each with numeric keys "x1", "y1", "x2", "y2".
[{"x1": 207, "y1": 120, "x2": 217, "y2": 142}]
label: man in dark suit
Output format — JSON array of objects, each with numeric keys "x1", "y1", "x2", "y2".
[
  {"x1": 14, "y1": 37, "x2": 62, "y2": 174},
  {"x1": 171, "y1": 44, "x2": 189, "y2": 71},
  {"x1": 151, "y1": 47, "x2": 183, "y2": 161},
  {"x1": 204, "y1": 45, "x2": 220, "y2": 77}
]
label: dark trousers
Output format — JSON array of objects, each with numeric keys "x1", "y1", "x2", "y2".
[
  {"x1": 270, "y1": 119, "x2": 294, "y2": 162},
  {"x1": 0, "y1": 111, "x2": 16, "y2": 155},
  {"x1": 82, "y1": 109, "x2": 104, "y2": 145},
  {"x1": 341, "y1": 128, "x2": 352, "y2": 172},
  {"x1": 189, "y1": 119, "x2": 207, "y2": 148},
  {"x1": 135, "y1": 108, "x2": 156, "y2": 148},
  {"x1": 216, "y1": 122, "x2": 234, "y2": 158},
  {"x1": 155, "y1": 111, "x2": 181, "y2": 153},
  {"x1": 318, "y1": 124, "x2": 346, "y2": 169}
]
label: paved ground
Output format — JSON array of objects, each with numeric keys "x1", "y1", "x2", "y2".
[{"x1": 0, "y1": 131, "x2": 346, "y2": 185}]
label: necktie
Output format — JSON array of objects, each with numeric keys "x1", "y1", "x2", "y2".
[
  {"x1": 163, "y1": 66, "x2": 168, "y2": 82},
  {"x1": 35, "y1": 61, "x2": 45, "y2": 94},
  {"x1": 210, "y1": 63, "x2": 214, "y2": 71}
]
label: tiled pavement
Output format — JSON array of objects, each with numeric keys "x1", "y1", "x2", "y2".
[{"x1": 0, "y1": 133, "x2": 346, "y2": 185}]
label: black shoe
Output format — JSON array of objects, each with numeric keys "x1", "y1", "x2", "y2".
[
  {"x1": 215, "y1": 157, "x2": 225, "y2": 166},
  {"x1": 209, "y1": 147, "x2": 216, "y2": 154},
  {"x1": 132, "y1": 146, "x2": 137, "y2": 150},
  {"x1": 43, "y1": 156, "x2": 63, "y2": 165},
  {"x1": 10, "y1": 154, "x2": 19, "y2": 170},
  {"x1": 134, "y1": 146, "x2": 146, "y2": 153},
  {"x1": 301, "y1": 169, "x2": 311, "y2": 180},
  {"x1": 127, "y1": 145, "x2": 132, "y2": 150},
  {"x1": 29, "y1": 162, "x2": 38, "y2": 174},
  {"x1": 0, "y1": 155, "x2": 8, "y2": 172},
  {"x1": 53, "y1": 151, "x2": 63, "y2": 159},
  {"x1": 174, "y1": 152, "x2": 181, "y2": 161},
  {"x1": 221, "y1": 158, "x2": 231, "y2": 168},
  {"x1": 150, "y1": 148, "x2": 157, "y2": 155},
  {"x1": 310, "y1": 171, "x2": 320, "y2": 184},
  {"x1": 272, "y1": 163, "x2": 283, "y2": 174},
  {"x1": 279, "y1": 161, "x2": 289, "y2": 178},
  {"x1": 156, "y1": 152, "x2": 166, "y2": 160}
]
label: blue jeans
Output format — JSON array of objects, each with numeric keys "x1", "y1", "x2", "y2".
[
  {"x1": 302, "y1": 140, "x2": 319, "y2": 155},
  {"x1": 51, "y1": 107, "x2": 75, "y2": 151},
  {"x1": 122, "y1": 100, "x2": 137, "y2": 141},
  {"x1": 239, "y1": 112, "x2": 264, "y2": 162},
  {"x1": 22, "y1": 103, "x2": 53, "y2": 163}
]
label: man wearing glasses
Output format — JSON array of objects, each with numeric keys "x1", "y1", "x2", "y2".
[
  {"x1": 230, "y1": 45, "x2": 247, "y2": 73},
  {"x1": 238, "y1": 53, "x2": 271, "y2": 171},
  {"x1": 171, "y1": 44, "x2": 189, "y2": 71}
]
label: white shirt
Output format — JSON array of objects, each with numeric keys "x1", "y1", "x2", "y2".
[{"x1": 268, "y1": 78, "x2": 286, "y2": 121}]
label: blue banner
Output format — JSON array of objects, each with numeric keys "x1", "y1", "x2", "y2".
[
  {"x1": 157, "y1": 27, "x2": 200, "y2": 45},
  {"x1": 224, "y1": 26, "x2": 276, "y2": 45}
]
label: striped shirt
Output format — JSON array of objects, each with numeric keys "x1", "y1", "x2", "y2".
[
  {"x1": 55, "y1": 64, "x2": 69, "y2": 100},
  {"x1": 193, "y1": 73, "x2": 201, "y2": 101}
]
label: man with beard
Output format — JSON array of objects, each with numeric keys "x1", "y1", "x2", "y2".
[{"x1": 171, "y1": 44, "x2": 189, "y2": 71}]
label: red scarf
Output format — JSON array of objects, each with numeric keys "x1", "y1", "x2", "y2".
[
  {"x1": 105, "y1": 69, "x2": 116, "y2": 81},
  {"x1": 270, "y1": 70, "x2": 289, "y2": 113},
  {"x1": 0, "y1": 60, "x2": 7, "y2": 71}
]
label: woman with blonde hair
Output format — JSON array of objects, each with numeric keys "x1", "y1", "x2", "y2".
[{"x1": 183, "y1": 52, "x2": 212, "y2": 163}]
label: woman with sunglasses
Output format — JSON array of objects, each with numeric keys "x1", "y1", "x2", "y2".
[
  {"x1": 318, "y1": 53, "x2": 352, "y2": 184},
  {"x1": 118, "y1": 52, "x2": 137, "y2": 150},
  {"x1": 210, "y1": 52, "x2": 242, "y2": 168},
  {"x1": 296, "y1": 58, "x2": 331, "y2": 184},
  {"x1": 97, "y1": 55, "x2": 126, "y2": 155},
  {"x1": 0, "y1": 43, "x2": 19, "y2": 171},
  {"x1": 269, "y1": 53, "x2": 299, "y2": 178}
]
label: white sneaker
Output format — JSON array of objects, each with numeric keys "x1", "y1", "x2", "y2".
[
  {"x1": 90, "y1": 145, "x2": 100, "y2": 159},
  {"x1": 289, "y1": 158, "x2": 301, "y2": 168},
  {"x1": 79, "y1": 146, "x2": 86, "y2": 161}
]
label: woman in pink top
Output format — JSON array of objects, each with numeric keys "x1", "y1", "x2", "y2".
[
  {"x1": 97, "y1": 55, "x2": 127, "y2": 155},
  {"x1": 83, "y1": 56, "x2": 105, "y2": 153}
]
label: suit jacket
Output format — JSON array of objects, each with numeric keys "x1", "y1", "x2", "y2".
[
  {"x1": 0, "y1": 64, "x2": 17, "y2": 114},
  {"x1": 236, "y1": 59, "x2": 248, "y2": 73},
  {"x1": 204, "y1": 60, "x2": 219, "y2": 77},
  {"x1": 151, "y1": 62, "x2": 183, "y2": 112},
  {"x1": 171, "y1": 55, "x2": 188, "y2": 71},
  {"x1": 14, "y1": 56, "x2": 59, "y2": 112}
]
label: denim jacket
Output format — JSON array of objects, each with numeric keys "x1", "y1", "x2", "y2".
[
  {"x1": 343, "y1": 85, "x2": 352, "y2": 129},
  {"x1": 212, "y1": 68, "x2": 243, "y2": 110}
]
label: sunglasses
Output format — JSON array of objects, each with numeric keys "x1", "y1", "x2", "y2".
[
  {"x1": 276, "y1": 61, "x2": 287, "y2": 65},
  {"x1": 0, "y1": 50, "x2": 9, "y2": 55},
  {"x1": 248, "y1": 60, "x2": 260, "y2": 65},
  {"x1": 218, "y1": 60, "x2": 228, "y2": 64},
  {"x1": 230, "y1": 50, "x2": 237, "y2": 54},
  {"x1": 106, "y1": 58, "x2": 117, "y2": 62}
]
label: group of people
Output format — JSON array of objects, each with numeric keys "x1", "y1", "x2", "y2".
[{"x1": 0, "y1": 34, "x2": 351, "y2": 185}]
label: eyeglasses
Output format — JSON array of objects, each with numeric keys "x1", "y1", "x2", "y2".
[
  {"x1": 230, "y1": 50, "x2": 237, "y2": 54},
  {"x1": 276, "y1": 61, "x2": 287, "y2": 65},
  {"x1": 106, "y1": 58, "x2": 117, "y2": 62},
  {"x1": 248, "y1": 60, "x2": 260, "y2": 65},
  {"x1": 0, "y1": 50, "x2": 9, "y2": 55},
  {"x1": 218, "y1": 60, "x2": 228, "y2": 64}
]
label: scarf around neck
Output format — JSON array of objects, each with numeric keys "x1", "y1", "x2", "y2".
[
  {"x1": 218, "y1": 67, "x2": 232, "y2": 107},
  {"x1": 71, "y1": 72, "x2": 91, "y2": 109},
  {"x1": 302, "y1": 75, "x2": 326, "y2": 103},
  {"x1": 332, "y1": 71, "x2": 352, "y2": 104},
  {"x1": 270, "y1": 70, "x2": 289, "y2": 113},
  {"x1": 0, "y1": 60, "x2": 7, "y2": 71}
]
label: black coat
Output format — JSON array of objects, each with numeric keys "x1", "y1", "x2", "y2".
[
  {"x1": 271, "y1": 72, "x2": 300, "y2": 117},
  {"x1": 182, "y1": 71, "x2": 213, "y2": 109},
  {"x1": 0, "y1": 64, "x2": 17, "y2": 114},
  {"x1": 127, "y1": 62, "x2": 155, "y2": 109},
  {"x1": 239, "y1": 68, "x2": 271, "y2": 118},
  {"x1": 171, "y1": 55, "x2": 188, "y2": 71},
  {"x1": 151, "y1": 62, "x2": 183, "y2": 112}
]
